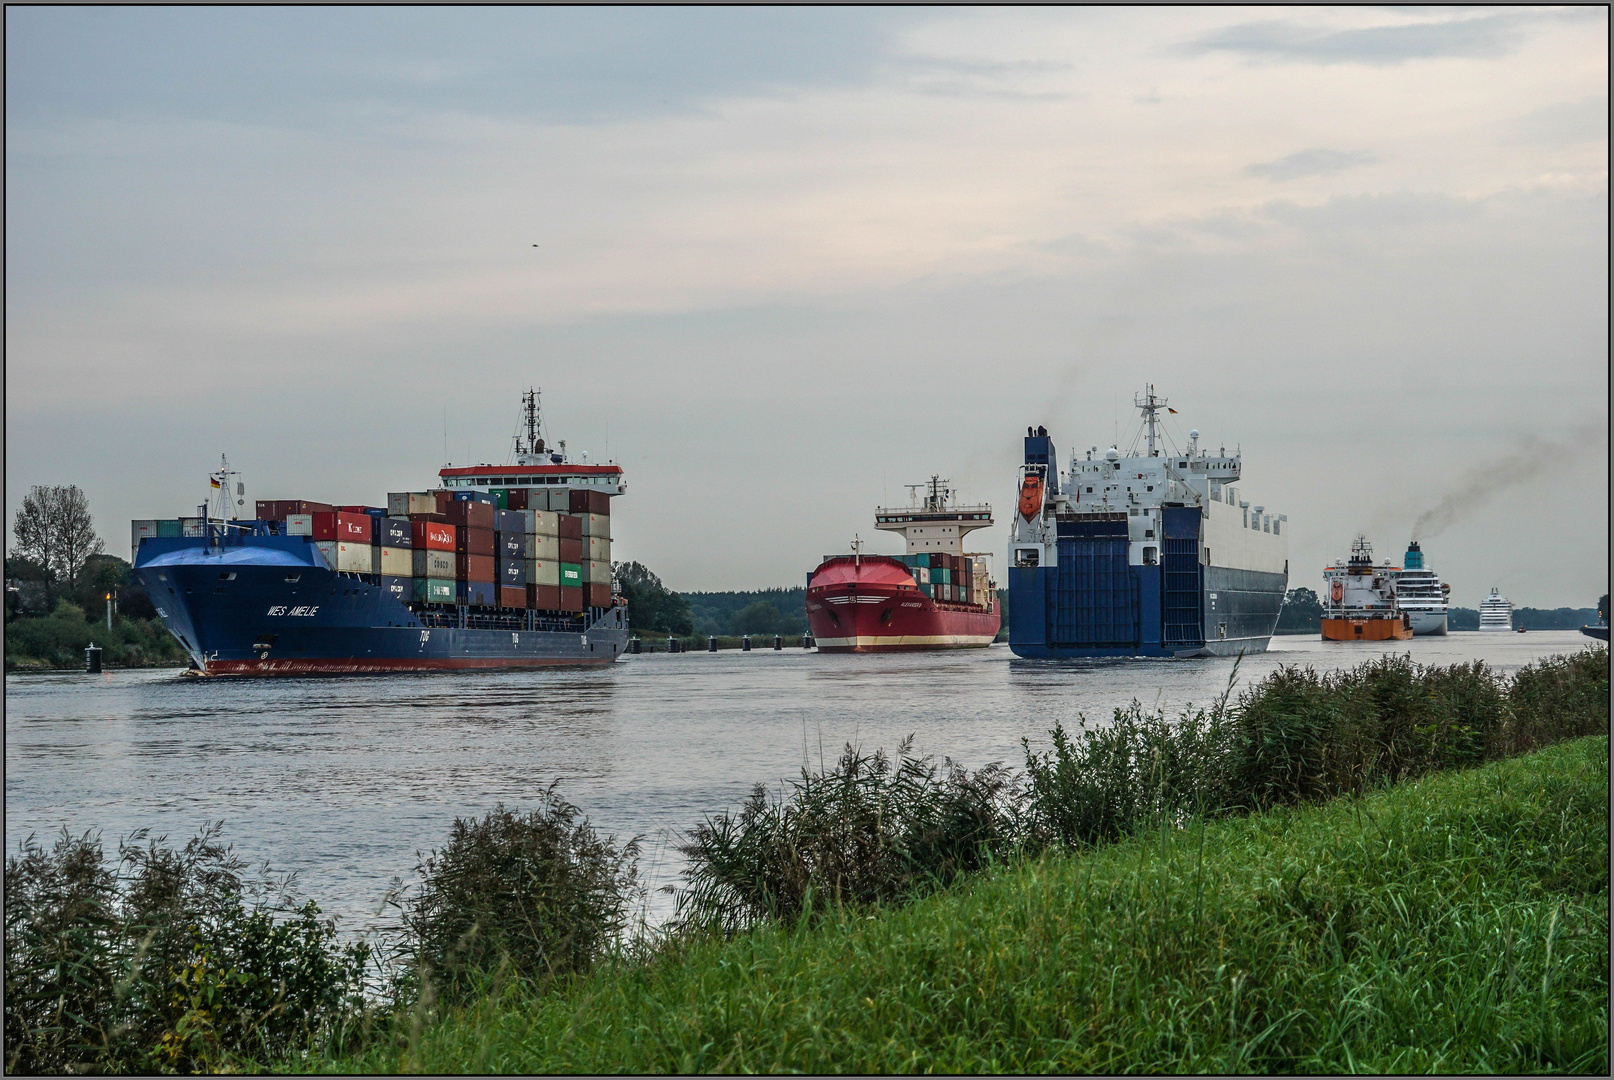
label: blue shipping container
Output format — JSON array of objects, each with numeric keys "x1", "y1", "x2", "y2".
[
  {"x1": 378, "y1": 575, "x2": 410, "y2": 604},
  {"x1": 499, "y1": 557, "x2": 527, "y2": 585},
  {"x1": 374, "y1": 517, "x2": 413, "y2": 548},
  {"x1": 457, "y1": 580, "x2": 498, "y2": 606},
  {"x1": 495, "y1": 530, "x2": 524, "y2": 558}
]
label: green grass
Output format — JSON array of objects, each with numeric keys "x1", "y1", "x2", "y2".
[{"x1": 298, "y1": 736, "x2": 1609, "y2": 1074}]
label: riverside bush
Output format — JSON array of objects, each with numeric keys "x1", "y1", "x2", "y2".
[
  {"x1": 395, "y1": 792, "x2": 642, "y2": 1000},
  {"x1": 3, "y1": 825, "x2": 369, "y2": 1074}
]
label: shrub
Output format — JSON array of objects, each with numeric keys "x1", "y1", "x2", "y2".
[
  {"x1": 1501, "y1": 646, "x2": 1611, "y2": 756},
  {"x1": 3, "y1": 825, "x2": 369, "y2": 1074},
  {"x1": 675, "y1": 738, "x2": 1019, "y2": 934},
  {"x1": 397, "y1": 792, "x2": 642, "y2": 999}
]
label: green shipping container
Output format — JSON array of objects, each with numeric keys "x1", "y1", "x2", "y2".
[
  {"x1": 919, "y1": 583, "x2": 934, "y2": 598},
  {"x1": 156, "y1": 519, "x2": 183, "y2": 537},
  {"x1": 559, "y1": 562, "x2": 583, "y2": 587},
  {"x1": 413, "y1": 577, "x2": 455, "y2": 605},
  {"x1": 489, "y1": 489, "x2": 509, "y2": 509},
  {"x1": 935, "y1": 568, "x2": 951, "y2": 584}
]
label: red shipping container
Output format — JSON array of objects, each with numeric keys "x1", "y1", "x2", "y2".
[
  {"x1": 313, "y1": 511, "x2": 372, "y2": 542},
  {"x1": 337, "y1": 505, "x2": 382, "y2": 514},
  {"x1": 505, "y1": 489, "x2": 528, "y2": 511},
  {"x1": 557, "y1": 514, "x2": 583, "y2": 540},
  {"x1": 558, "y1": 585, "x2": 584, "y2": 612},
  {"x1": 529, "y1": 584, "x2": 561, "y2": 611},
  {"x1": 287, "y1": 500, "x2": 333, "y2": 515},
  {"x1": 499, "y1": 585, "x2": 527, "y2": 609},
  {"x1": 457, "y1": 554, "x2": 496, "y2": 582},
  {"x1": 255, "y1": 500, "x2": 278, "y2": 520},
  {"x1": 558, "y1": 537, "x2": 584, "y2": 563},
  {"x1": 568, "y1": 489, "x2": 611, "y2": 515},
  {"x1": 412, "y1": 520, "x2": 456, "y2": 551},
  {"x1": 586, "y1": 583, "x2": 612, "y2": 608},
  {"x1": 444, "y1": 500, "x2": 496, "y2": 531},
  {"x1": 454, "y1": 526, "x2": 495, "y2": 557}
]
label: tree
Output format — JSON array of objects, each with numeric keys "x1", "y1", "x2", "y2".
[
  {"x1": 731, "y1": 600, "x2": 780, "y2": 636},
  {"x1": 1275, "y1": 586, "x2": 1323, "y2": 633},
  {"x1": 11, "y1": 485, "x2": 104, "y2": 594},
  {"x1": 612, "y1": 561, "x2": 693, "y2": 636}
]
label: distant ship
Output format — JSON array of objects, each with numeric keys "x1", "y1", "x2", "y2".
[
  {"x1": 1392, "y1": 541, "x2": 1450, "y2": 635},
  {"x1": 805, "y1": 477, "x2": 1000, "y2": 652},
  {"x1": 1478, "y1": 588, "x2": 1514, "y2": 632},
  {"x1": 1322, "y1": 536, "x2": 1413, "y2": 642}
]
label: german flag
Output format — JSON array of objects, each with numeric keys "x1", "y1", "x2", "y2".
[{"x1": 1167, "y1": 407, "x2": 1178, "y2": 414}]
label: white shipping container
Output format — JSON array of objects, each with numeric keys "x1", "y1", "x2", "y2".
[
  {"x1": 377, "y1": 546, "x2": 414, "y2": 576},
  {"x1": 528, "y1": 558, "x2": 561, "y2": 586},
  {"x1": 581, "y1": 559, "x2": 611, "y2": 583},
  {"x1": 412, "y1": 549, "x2": 456, "y2": 578},
  {"x1": 330, "y1": 542, "x2": 374, "y2": 574},
  {"x1": 388, "y1": 492, "x2": 437, "y2": 516},
  {"x1": 286, "y1": 514, "x2": 314, "y2": 536},
  {"x1": 130, "y1": 520, "x2": 158, "y2": 561},
  {"x1": 529, "y1": 533, "x2": 560, "y2": 560},
  {"x1": 180, "y1": 517, "x2": 206, "y2": 537},
  {"x1": 524, "y1": 509, "x2": 560, "y2": 537},
  {"x1": 581, "y1": 513, "x2": 610, "y2": 539},
  {"x1": 586, "y1": 535, "x2": 610, "y2": 562}
]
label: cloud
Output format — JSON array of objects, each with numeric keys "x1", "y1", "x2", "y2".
[
  {"x1": 1185, "y1": 11, "x2": 1574, "y2": 66},
  {"x1": 1247, "y1": 148, "x2": 1379, "y2": 182},
  {"x1": 1501, "y1": 97, "x2": 1609, "y2": 146}
]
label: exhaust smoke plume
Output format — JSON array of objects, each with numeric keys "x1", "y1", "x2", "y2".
[{"x1": 1411, "y1": 423, "x2": 1607, "y2": 541}]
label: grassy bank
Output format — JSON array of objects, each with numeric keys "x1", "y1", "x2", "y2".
[
  {"x1": 307, "y1": 735, "x2": 1608, "y2": 1074},
  {"x1": 4, "y1": 601, "x2": 187, "y2": 671}
]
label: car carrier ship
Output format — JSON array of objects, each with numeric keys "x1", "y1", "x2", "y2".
[
  {"x1": 806, "y1": 477, "x2": 1000, "y2": 652},
  {"x1": 131, "y1": 391, "x2": 629, "y2": 674},
  {"x1": 1007, "y1": 387, "x2": 1288, "y2": 658}
]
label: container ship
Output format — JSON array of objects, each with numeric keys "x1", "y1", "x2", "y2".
[
  {"x1": 130, "y1": 391, "x2": 629, "y2": 674},
  {"x1": 1391, "y1": 540, "x2": 1450, "y2": 635},
  {"x1": 1321, "y1": 536, "x2": 1413, "y2": 642},
  {"x1": 1008, "y1": 387, "x2": 1288, "y2": 658},
  {"x1": 805, "y1": 477, "x2": 1000, "y2": 652}
]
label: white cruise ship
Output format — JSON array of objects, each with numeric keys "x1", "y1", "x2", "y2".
[
  {"x1": 1393, "y1": 541, "x2": 1450, "y2": 635},
  {"x1": 1478, "y1": 587, "x2": 1513, "y2": 632}
]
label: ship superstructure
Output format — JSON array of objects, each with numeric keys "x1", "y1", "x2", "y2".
[
  {"x1": 1322, "y1": 536, "x2": 1413, "y2": 641},
  {"x1": 132, "y1": 390, "x2": 629, "y2": 675},
  {"x1": 1008, "y1": 387, "x2": 1288, "y2": 658},
  {"x1": 806, "y1": 479, "x2": 999, "y2": 652},
  {"x1": 1478, "y1": 587, "x2": 1514, "y2": 631},
  {"x1": 1391, "y1": 541, "x2": 1450, "y2": 635}
]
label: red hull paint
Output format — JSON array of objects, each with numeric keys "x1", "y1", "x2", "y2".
[
  {"x1": 200, "y1": 657, "x2": 616, "y2": 676},
  {"x1": 806, "y1": 556, "x2": 999, "y2": 652}
]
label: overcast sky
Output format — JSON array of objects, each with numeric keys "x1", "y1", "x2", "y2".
[{"x1": 7, "y1": 7, "x2": 1607, "y2": 606}]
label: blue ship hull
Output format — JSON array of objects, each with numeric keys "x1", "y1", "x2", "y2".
[
  {"x1": 134, "y1": 535, "x2": 628, "y2": 675},
  {"x1": 1008, "y1": 507, "x2": 1285, "y2": 659}
]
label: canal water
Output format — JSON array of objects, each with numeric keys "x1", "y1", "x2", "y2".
[{"x1": 5, "y1": 631, "x2": 1597, "y2": 933}]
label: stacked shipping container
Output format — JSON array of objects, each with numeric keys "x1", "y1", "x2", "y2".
[{"x1": 894, "y1": 552, "x2": 978, "y2": 605}]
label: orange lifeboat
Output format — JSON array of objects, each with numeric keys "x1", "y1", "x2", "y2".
[
  {"x1": 1330, "y1": 580, "x2": 1343, "y2": 603},
  {"x1": 1018, "y1": 473, "x2": 1044, "y2": 521}
]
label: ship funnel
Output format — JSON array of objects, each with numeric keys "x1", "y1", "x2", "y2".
[{"x1": 1404, "y1": 541, "x2": 1424, "y2": 570}]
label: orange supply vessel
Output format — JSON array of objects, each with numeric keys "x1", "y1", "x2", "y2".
[
  {"x1": 1321, "y1": 536, "x2": 1413, "y2": 642},
  {"x1": 806, "y1": 477, "x2": 999, "y2": 652}
]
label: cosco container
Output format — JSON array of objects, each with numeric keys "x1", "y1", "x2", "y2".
[
  {"x1": 130, "y1": 520, "x2": 158, "y2": 560},
  {"x1": 558, "y1": 537, "x2": 583, "y2": 564},
  {"x1": 586, "y1": 583, "x2": 612, "y2": 609},
  {"x1": 374, "y1": 517, "x2": 412, "y2": 548},
  {"x1": 586, "y1": 535, "x2": 610, "y2": 562},
  {"x1": 524, "y1": 510, "x2": 560, "y2": 537},
  {"x1": 581, "y1": 559, "x2": 611, "y2": 583},
  {"x1": 455, "y1": 527, "x2": 495, "y2": 557},
  {"x1": 580, "y1": 513, "x2": 611, "y2": 538},
  {"x1": 527, "y1": 558, "x2": 561, "y2": 586},
  {"x1": 568, "y1": 489, "x2": 611, "y2": 515},
  {"x1": 412, "y1": 548, "x2": 456, "y2": 578},
  {"x1": 499, "y1": 585, "x2": 527, "y2": 609},
  {"x1": 376, "y1": 546, "x2": 413, "y2": 577},
  {"x1": 556, "y1": 514, "x2": 583, "y2": 540},
  {"x1": 156, "y1": 519, "x2": 183, "y2": 538},
  {"x1": 559, "y1": 562, "x2": 583, "y2": 588},
  {"x1": 413, "y1": 577, "x2": 456, "y2": 605},
  {"x1": 411, "y1": 520, "x2": 456, "y2": 552},
  {"x1": 457, "y1": 554, "x2": 496, "y2": 582},
  {"x1": 495, "y1": 530, "x2": 524, "y2": 558},
  {"x1": 557, "y1": 585, "x2": 584, "y2": 612},
  {"x1": 499, "y1": 557, "x2": 527, "y2": 586},
  {"x1": 529, "y1": 583, "x2": 562, "y2": 611},
  {"x1": 458, "y1": 580, "x2": 497, "y2": 607},
  {"x1": 528, "y1": 533, "x2": 560, "y2": 560},
  {"x1": 379, "y1": 576, "x2": 410, "y2": 604},
  {"x1": 388, "y1": 492, "x2": 436, "y2": 517}
]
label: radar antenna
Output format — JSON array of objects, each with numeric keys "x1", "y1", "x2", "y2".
[
  {"x1": 905, "y1": 475, "x2": 952, "y2": 511},
  {"x1": 513, "y1": 387, "x2": 548, "y2": 462}
]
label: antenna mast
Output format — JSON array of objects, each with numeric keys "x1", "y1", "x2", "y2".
[{"x1": 1135, "y1": 384, "x2": 1167, "y2": 457}]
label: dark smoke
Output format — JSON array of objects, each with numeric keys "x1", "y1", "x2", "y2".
[{"x1": 1411, "y1": 423, "x2": 1606, "y2": 540}]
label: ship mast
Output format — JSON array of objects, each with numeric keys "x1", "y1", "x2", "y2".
[
  {"x1": 1135, "y1": 384, "x2": 1167, "y2": 457},
  {"x1": 514, "y1": 387, "x2": 549, "y2": 463},
  {"x1": 208, "y1": 455, "x2": 243, "y2": 523}
]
